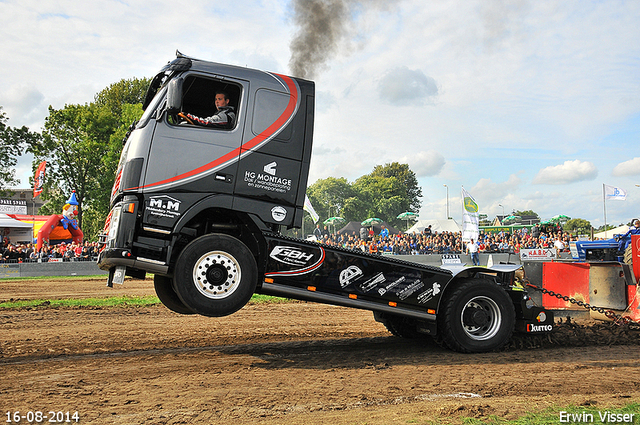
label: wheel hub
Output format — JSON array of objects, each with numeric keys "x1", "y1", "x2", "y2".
[
  {"x1": 463, "y1": 307, "x2": 489, "y2": 327},
  {"x1": 193, "y1": 251, "x2": 241, "y2": 299},
  {"x1": 460, "y1": 297, "x2": 502, "y2": 341}
]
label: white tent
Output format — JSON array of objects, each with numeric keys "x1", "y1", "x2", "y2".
[
  {"x1": 0, "y1": 214, "x2": 34, "y2": 244},
  {"x1": 0, "y1": 214, "x2": 32, "y2": 229},
  {"x1": 594, "y1": 225, "x2": 629, "y2": 239},
  {"x1": 405, "y1": 219, "x2": 462, "y2": 234}
]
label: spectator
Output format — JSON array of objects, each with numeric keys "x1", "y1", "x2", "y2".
[{"x1": 466, "y1": 239, "x2": 480, "y2": 266}]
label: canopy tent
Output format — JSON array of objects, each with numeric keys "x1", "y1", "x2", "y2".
[
  {"x1": 337, "y1": 221, "x2": 401, "y2": 236},
  {"x1": 0, "y1": 214, "x2": 33, "y2": 229},
  {"x1": 405, "y1": 219, "x2": 462, "y2": 234},
  {"x1": 0, "y1": 214, "x2": 35, "y2": 244}
]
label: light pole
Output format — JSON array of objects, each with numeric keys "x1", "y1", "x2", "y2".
[
  {"x1": 498, "y1": 204, "x2": 505, "y2": 222},
  {"x1": 443, "y1": 184, "x2": 449, "y2": 219}
]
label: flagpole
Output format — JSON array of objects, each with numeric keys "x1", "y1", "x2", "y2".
[{"x1": 603, "y1": 183, "x2": 608, "y2": 239}]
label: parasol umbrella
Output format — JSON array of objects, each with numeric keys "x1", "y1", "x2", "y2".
[
  {"x1": 323, "y1": 216, "x2": 345, "y2": 226},
  {"x1": 502, "y1": 215, "x2": 521, "y2": 224},
  {"x1": 361, "y1": 217, "x2": 383, "y2": 227},
  {"x1": 396, "y1": 212, "x2": 419, "y2": 220},
  {"x1": 397, "y1": 212, "x2": 419, "y2": 230},
  {"x1": 323, "y1": 216, "x2": 345, "y2": 235},
  {"x1": 550, "y1": 214, "x2": 571, "y2": 223}
]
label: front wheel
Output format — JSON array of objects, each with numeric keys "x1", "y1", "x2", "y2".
[
  {"x1": 437, "y1": 279, "x2": 515, "y2": 353},
  {"x1": 153, "y1": 275, "x2": 194, "y2": 315},
  {"x1": 173, "y1": 234, "x2": 258, "y2": 317}
]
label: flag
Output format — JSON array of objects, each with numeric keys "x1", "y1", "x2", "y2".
[
  {"x1": 33, "y1": 161, "x2": 46, "y2": 198},
  {"x1": 303, "y1": 195, "x2": 319, "y2": 223},
  {"x1": 461, "y1": 187, "x2": 479, "y2": 242},
  {"x1": 604, "y1": 184, "x2": 626, "y2": 200}
]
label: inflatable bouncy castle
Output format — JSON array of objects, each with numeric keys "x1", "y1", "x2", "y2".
[{"x1": 35, "y1": 192, "x2": 84, "y2": 251}]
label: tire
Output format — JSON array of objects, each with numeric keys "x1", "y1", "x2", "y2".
[
  {"x1": 437, "y1": 279, "x2": 515, "y2": 353},
  {"x1": 173, "y1": 234, "x2": 258, "y2": 317},
  {"x1": 153, "y1": 275, "x2": 194, "y2": 315},
  {"x1": 379, "y1": 314, "x2": 422, "y2": 339},
  {"x1": 624, "y1": 245, "x2": 633, "y2": 265}
]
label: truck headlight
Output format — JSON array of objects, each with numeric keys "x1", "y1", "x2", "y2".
[{"x1": 107, "y1": 206, "x2": 122, "y2": 243}]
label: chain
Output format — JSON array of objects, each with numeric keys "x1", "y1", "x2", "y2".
[{"x1": 525, "y1": 283, "x2": 640, "y2": 328}]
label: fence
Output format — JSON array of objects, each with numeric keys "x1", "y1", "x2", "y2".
[{"x1": 0, "y1": 260, "x2": 108, "y2": 278}]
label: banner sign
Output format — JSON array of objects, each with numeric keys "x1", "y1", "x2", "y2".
[
  {"x1": 604, "y1": 184, "x2": 626, "y2": 201},
  {"x1": 0, "y1": 264, "x2": 20, "y2": 278},
  {"x1": 0, "y1": 199, "x2": 28, "y2": 214},
  {"x1": 441, "y1": 254, "x2": 462, "y2": 264},
  {"x1": 33, "y1": 161, "x2": 46, "y2": 198},
  {"x1": 461, "y1": 188, "x2": 479, "y2": 243},
  {"x1": 520, "y1": 248, "x2": 555, "y2": 261},
  {"x1": 303, "y1": 194, "x2": 319, "y2": 223}
]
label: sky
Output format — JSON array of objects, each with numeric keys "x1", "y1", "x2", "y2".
[{"x1": 1, "y1": 0, "x2": 639, "y2": 228}]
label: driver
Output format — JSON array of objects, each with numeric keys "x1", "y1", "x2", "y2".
[
  {"x1": 179, "y1": 91, "x2": 235, "y2": 129},
  {"x1": 617, "y1": 219, "x2": 640, "y2": 252}
]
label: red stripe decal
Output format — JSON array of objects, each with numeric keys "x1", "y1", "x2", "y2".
[{"x1": 137, "y1": 74, "x2": 299, "y2": 190}]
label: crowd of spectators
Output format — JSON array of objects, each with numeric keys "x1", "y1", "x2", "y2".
[
  {"x1": 1, "y1": 222, "x2": 580, "y2": 263},
  {"x1": 0, "y1": 239, "x2": 101, "y2": 263},
  {"x1": 313, "y1": 222, "x2": 578, "y2": 256}
]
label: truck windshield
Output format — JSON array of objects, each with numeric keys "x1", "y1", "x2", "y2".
[{"x1": 137, "y1": 85, "x2": 167, "y2": 129}]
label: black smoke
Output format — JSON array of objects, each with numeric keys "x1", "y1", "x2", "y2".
[{"x1": 288, "y1": 0, "x2": 393, "y2": 80}]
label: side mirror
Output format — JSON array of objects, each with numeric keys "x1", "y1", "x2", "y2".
[{"x1": 166, "y1": 78, "x2": 183, "y2": 113}]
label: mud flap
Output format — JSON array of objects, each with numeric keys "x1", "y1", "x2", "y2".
[
  {"x1": 107, "y1": 266, "x2": 127, "y2": 287},
  {"x1": 515, "y1": 306, "x2": 554, "y2": 333}
]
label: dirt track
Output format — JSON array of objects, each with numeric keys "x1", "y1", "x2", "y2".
[{"x1": 1, "y1": 277, "x2": 640, "y2": 424}]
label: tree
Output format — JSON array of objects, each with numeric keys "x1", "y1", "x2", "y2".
[
  {"x1": 29, "y1": 103, "x2": 118, "y2": 232},
  {"x1": 564, "y1": 218, "x2": 592, "y2": 235},
  {"x1": 371, "y1": 162, "x2": 422, "y2": 213},
  {"x1": 94, "y1": 78, "x2": 150, "y2": 116},
  {"x1": 348, "y1": 163, "x2": 422, "y2": 228},
  {"x1": 306, "y1": 177, "x2": 354, "y2": 221},
  {"x1": 0, "y1": 107, "x2": 41, "y2": 196},
  {"x1": 306, "y1": 162, "x2": 422, "y2": 230},
  {"x1": 81, "y1": 103, "x2": 144, "y2": 239}
]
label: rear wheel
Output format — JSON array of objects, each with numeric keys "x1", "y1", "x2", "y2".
[
  {"x1": 437, "y1": 279, "x2": 515, "y2": 353},
  {"x1": 153, "y1": 275, "x2": 194, "y2": 315},
  {"x1": 378, "y1": 313, "x2": 422, "y2": 339},
  {"x1": 173, "y1": 234, "x2": 258, "y2": 317},
  {"x1": 624, "y1": 245, "x2": 633, "y2": 264}
]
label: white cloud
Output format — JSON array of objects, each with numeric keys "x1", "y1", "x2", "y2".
[
  {"x1": 398, "y1": 150, "x2": 445, "y2": 177},
  {"x1": 1, "y1": 84, "x2": 46, "y2": 128},
  {"x1": 532, "y1": 160, "x2": 598, "y2": 185},
  {"x1": 471, "y1": 174, "x2": 522, "y2": 202},
  {"x1": 612, "y1": 157, "x2": 640, "y2": 176},
  {"x1": 377, "y1": 67, "x2": 439, "y2": 106}
]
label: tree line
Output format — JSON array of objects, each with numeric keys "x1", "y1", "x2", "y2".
[
  {"x1": 0, "y1": 78, "x2": 149, "y2": 240},
  {"x1": 1, "y1": 78, "x2": 423, "y2": 241}
]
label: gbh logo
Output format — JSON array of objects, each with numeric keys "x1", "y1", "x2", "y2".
[
  {"x1": 270, "y1": 246, "x2": 314, "y2": 266},
  {"x1": 149, "y1": 195, "x2": 181, "y2": 212}
]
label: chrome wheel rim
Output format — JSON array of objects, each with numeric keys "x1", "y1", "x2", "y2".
[
  {"x1": 192, "y1": 251, "x2": 241, "y2": 299},
  {"x1": 460, "y1": 295, "x2": 502, "y2": 341}
]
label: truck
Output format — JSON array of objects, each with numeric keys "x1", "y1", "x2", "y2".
[{"x1": 97, "y1": 52, "x2": 554, "y2": 353}]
